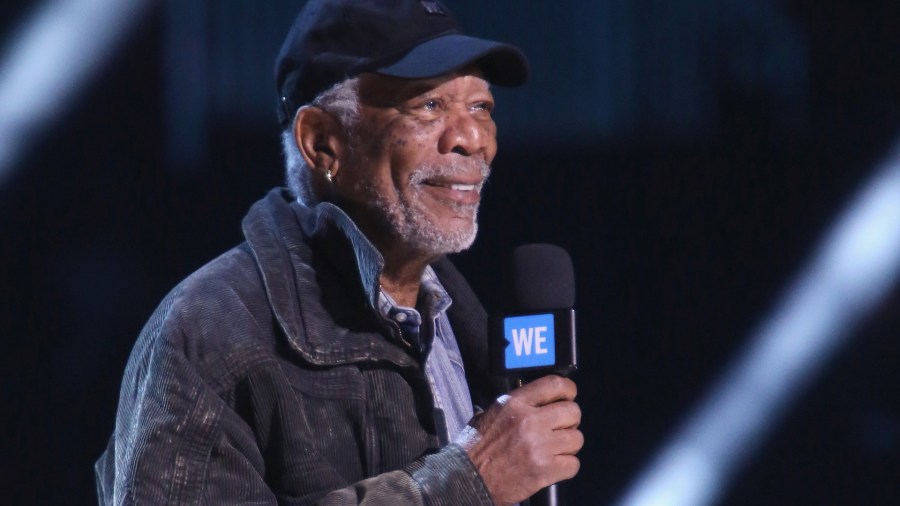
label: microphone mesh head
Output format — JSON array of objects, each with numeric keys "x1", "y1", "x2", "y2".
[{"x1": 511, "y1": 243, "x2": 575, "y2": 310}]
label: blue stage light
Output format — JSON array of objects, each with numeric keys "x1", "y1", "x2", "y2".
[
  {"x1": 617, "y1": 140, "x2": 900, "y2": 506},
  {"x1": 0, "y1": 0, "x2": 154, "y2": 186}
]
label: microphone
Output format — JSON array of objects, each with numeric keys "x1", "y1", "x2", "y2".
[
  {"x1": 489, "y1": 243, "x2": 577, "y2": 379},
  {"x1": 488, "y1": 243, "x2": 577, "y2": 506}
]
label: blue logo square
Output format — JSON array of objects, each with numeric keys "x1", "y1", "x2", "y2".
[{"x1": 504, "y1": 313, "x2": 556, "y2": 369}]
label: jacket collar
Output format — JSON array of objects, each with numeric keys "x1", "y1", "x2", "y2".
[{"x1": 242, "y1": 189, "x2": 412, "y2": 367}]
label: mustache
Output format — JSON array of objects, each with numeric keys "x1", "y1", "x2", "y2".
[{"x1": 408, "y1": 158, "x2": 492, "y2": 190}]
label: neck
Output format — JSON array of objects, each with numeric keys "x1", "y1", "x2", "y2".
[
  {"x1": 335, "y1": 200, "x2": 439, "y2": 307},
  {"x1": 379, "y1": 251, "x2": 434, "y2": 308}
]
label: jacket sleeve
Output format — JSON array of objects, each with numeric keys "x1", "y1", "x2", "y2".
[
  {"x1": 315, "y1": 445, "x2": 492, "y2": 506},
  {"x1": 96, "y1": 288, "x2": 494, "y2": 506}
]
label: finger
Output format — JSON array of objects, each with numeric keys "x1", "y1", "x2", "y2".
[
  {"x1": 550, "y1": 454, "x2": 581, "y2": 482},
  {"x1": 534, "y1": 427, "x2": 583, "y2": 458},
  {"x1": 551, "y1": 428, "x2": 584, "y2": 456},
  {"x1": 511, "y1": 375, "x2": 577, "y2": 406},
  {"x1": 532, "y1": 400, "x2": 581, "y2": 430}
]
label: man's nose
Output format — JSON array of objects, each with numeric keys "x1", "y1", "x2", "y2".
[{"x1": 437, "y1": 108, "x2": 495, "y2": 157}]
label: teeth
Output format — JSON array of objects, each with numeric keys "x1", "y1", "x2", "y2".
[{"x1": 450, "y1": 184, "x2": 476, "y2": 191}]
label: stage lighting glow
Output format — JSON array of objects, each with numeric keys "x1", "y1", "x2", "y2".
[
  {"x1": 0, "y1": 0, "x2": 153, "y2": 186},
  {"x1": 616, "y1": 141, "x2": 900, "y2": 506}
]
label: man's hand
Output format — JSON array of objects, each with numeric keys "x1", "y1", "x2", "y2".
[{"x1": 457, "y1": 375, "x2": 583, "y2": 506}]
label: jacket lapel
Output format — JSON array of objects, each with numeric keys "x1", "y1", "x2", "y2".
[{"x1": 242, "y1": 189, "x2": 414, "y2": 368}]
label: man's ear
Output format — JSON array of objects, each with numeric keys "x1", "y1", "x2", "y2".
[{"x1": 294, "y1": 106, "x2": 346, "y2": 178}]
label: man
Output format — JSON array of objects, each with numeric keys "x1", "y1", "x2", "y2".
[{"x1": 96, "y1": 1, "x2": 582, "y2": 504}]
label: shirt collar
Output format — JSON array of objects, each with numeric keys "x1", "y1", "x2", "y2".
[
  {"x1": 292, "y1": 200, "x2": 385, "y2": 311},
  {"x1": 377, "y1": 265, "x2": 453, "y2": 317}
]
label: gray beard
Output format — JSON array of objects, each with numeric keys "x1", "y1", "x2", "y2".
[{"x1": 363, "y1": 159, "x2": 491, "y2": 257}]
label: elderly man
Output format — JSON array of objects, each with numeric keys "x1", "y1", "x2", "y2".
[{"x1": 96, "y1": 1, "x2": 582, "y2": 505}]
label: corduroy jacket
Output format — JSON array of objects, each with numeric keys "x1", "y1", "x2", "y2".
[{"x1": 95, "y1": 189, "x2": 506, "y2": 505}]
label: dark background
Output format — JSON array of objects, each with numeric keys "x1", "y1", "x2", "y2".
[{"x1": 2, "y1": 0, "x2": 899, "y2": 504}]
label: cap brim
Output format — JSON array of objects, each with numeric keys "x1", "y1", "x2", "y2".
[{"x1": 375, "y1": 33, "x2": 529, "y2": 86}]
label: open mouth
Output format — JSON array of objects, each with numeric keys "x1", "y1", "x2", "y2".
[
  {"x1": 423, "y1": 180, "x2": 482, "y2": 192},
  {"x1": 420, "y1": 178, "x2": 484, "y2": 205},
  {"x1": 408, "y1": 160, "x2": 492, "y2": 208},
  {"x1": 447, "y1": 183, "x2": 477, "y2": 191}
]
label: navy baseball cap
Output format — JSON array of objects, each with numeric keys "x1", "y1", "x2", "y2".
[{"x1": 275, "y1": 0, "x2": 530, "y2": 127}]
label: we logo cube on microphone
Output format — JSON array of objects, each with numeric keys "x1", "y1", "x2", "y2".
[
  {"x1": 505, "y1": 313, "x2": 556, "y2": 368},
  {"x1": 491, "y1": 309, "x2": 576, "y2": 376}
]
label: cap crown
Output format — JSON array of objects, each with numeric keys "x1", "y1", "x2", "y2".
[{"x1": 276, "y1": 0, "x2": 461, "y2": 124}]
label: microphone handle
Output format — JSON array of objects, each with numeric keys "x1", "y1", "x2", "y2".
[{"x1": 530, "y1": 483, "x2": 561, "y2": 506}]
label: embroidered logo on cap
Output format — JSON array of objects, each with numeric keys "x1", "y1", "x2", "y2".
[{"x1": 419, "y1": 0, "x2": 447, "y2": 15}]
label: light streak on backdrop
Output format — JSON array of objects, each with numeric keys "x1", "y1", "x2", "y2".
[
  {"x1": 0, "y1": 0, "x2": 155, "y2": 187},
  {"x1": 616, "y1": 139, "x2": 900, "y2": 506}
]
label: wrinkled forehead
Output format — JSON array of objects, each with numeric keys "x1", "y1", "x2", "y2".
[{"x1": 357, "y1": 68, "x2": 490, "y2": 107}]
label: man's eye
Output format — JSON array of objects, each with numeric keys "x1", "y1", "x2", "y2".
[
  {"x1": 472, "y1": 101, "x2": 493, "y2": 112},
  {"x1": 422, "y1": 99, "x2": 440, "y2": 111}
]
